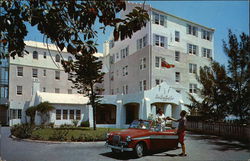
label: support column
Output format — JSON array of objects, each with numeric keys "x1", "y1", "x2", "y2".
[
  {"x1": 88, "y1": 105, "x2": 93, "y2": 128},
  {"x1": 151, "y1": 104, "x2": 156, "y2": 116},
  {"x1": 116, "y1": 103, "x2": 122, "y2": 128},
  {"x1": 164, "y1": 104, "x2": 172, "y2": 117}
]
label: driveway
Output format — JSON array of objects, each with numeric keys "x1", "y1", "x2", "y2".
[{"x1": 1, "y1": 127, "x2": 249, "y2": 161}]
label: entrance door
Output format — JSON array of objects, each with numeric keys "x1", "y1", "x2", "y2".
[
  {"x1": 0, "y1": 105, "x2": 8, "y2": 125},
  {"x1": 125, "y1": 103, "x2": 139, "y2": 124}
]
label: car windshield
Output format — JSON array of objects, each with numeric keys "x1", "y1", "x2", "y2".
[{"x1": 129, "y1": 120, "x2": 151, "y2": 130}]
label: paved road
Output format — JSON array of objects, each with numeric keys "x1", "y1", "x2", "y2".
[{"x1": 0, "y1": 127, "x2": 249, "y2": 161}]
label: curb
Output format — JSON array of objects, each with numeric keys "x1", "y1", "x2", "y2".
[{"x1": 10, "y1": 135, "x2": 105, "y2": 144}]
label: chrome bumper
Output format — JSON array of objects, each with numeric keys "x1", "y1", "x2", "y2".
[{"x1": 105, "y1": 143, "x2": 133, "y2": 152}]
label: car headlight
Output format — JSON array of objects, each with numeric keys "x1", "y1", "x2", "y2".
[{"x1": 126, "y1": 136, "x2": 132, "y2": 142}]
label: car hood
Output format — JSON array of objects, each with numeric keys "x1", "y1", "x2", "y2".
[{"x1": 109, "y1": 128, "x2": 150, "y2": 138}]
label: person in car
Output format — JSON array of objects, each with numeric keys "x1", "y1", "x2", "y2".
[{"x1": 166, "y1": 110, "x2": 187, "y2": 157}]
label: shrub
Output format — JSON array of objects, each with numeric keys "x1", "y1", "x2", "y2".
[
  {"x1": 60, "y1": 124, "x2": 74, "y2": 128},
  {"x1": 11, "y1": 124, "x2": 35, "y2": 139},
  {"x1": 80, "y1": 120, "x2": 90, "y2": 127},
  {"x1": 72, "y1": 120, "x2": 79, "y2": 127},
  {"x1": 49, "y1": 129, "x2": 69, "y2": 141}
]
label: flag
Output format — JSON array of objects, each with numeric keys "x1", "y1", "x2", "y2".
[{"x1": 161, "y1": 61, "x2": 175, "y2": 68}]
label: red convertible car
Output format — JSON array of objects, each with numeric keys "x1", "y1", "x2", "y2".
[{"x1": 105, "y1": 120, "x2": 179, "y2": 158}]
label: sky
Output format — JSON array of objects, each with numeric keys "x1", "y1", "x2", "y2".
[{"x1": 24, "y1": 1, "x2": 249, "y2": 66}]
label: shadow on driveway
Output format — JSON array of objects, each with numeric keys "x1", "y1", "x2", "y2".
[{"x1": 187, "y1": 132, "x2": 250, "y2": 152}]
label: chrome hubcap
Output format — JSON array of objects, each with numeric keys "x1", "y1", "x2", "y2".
[{"x1": 137, "y1": 144, "x2": 143, "y2": 156}]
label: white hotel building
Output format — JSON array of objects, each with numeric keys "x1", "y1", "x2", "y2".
[
  {"x1": 99, "y1": 3, "x2": 214, "y2": 127},
  {"x1": 1, "y1": 3, "x2": 214, "y2": 128}
]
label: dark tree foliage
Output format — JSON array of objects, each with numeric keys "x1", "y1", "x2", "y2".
[
  {"x1": 0, "y1": 0, "x2": 149, "y2": 59},
  {"x1": 223, "y1": 30, "x2": 250, "y2": 121},
  {"x1": 69, "y1": 52, "x2": 104, "y2": 130},
  {"x1": 1, "y1": 0, "x2": 149, "y2": 130},
  {"x1": 187, "y1": 63, "x2": 231, "y2": 121},
  {"x1": 187, "y1": 30, "x2": 250, "y2": 123}
]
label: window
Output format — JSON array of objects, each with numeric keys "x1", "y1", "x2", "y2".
[
  {"x1": 63, "y1": 110, "x2": 68, "y2": 120},
  {"x1": 155, "y1": 56, "x2": 166, "y2": 68},
  {"x1": 42, "y1": 87, "x2": 46, "y2": 92},
  {"x1": 143, "y1": 80, "x2": 146, "y2": 90},
  {"x1": 116, "y1": 53, "x2": 119, "y2": 59},
  {"x1": 160, "y1": 15, "x2": 165, "y2": 26},
  {"x1": 70, "y1": 110, "x2": 74, "y2": 119},
  {"x1": 110, "y1": 72, "x2": 114, "y2": 81},
  {"x1": 17, "y1": 67, "x2": 23, "y2": 76},
  {"x1": 153, "y1": 12, "x2": 166, "y2": 27},
  {"x1": 175, "y1": 31, "x2": 180, "y2": 42},
  {"x1": 137, "y1": 38, "x2": 143, "y2": 50},
  {"x1": 55, "y1": 54, "x2": 60, "y2": 62},
  {"x1": 32, "y1": 69, "x2": 38, "y2": 78},
  {"x1": 55, "y1": 71, "x2": 60, "y2": 80},
  {"x1": 175, "y1": 72, "x2": 180, "y2": 83},
  {"x1": 137, "y1": 35, "x2": 148, "y2": 51},
  {"x1": 188, "y1": 44, "x2": 198, "y2": 55},
  {"x1": 120, "y1": 46, "x2": 129, "y2": 59},
  {"x1": 123, "y1": 85, "x2": 128, "y2": 94},
  {"x1": 155, "y1": 79, "x2": 160, "y2": 86},
  {"x1": 125, "y1": 46, "x2": 129, "y2": 57},
  {"x1": 56, "y1": 110, "x2": 61, "y2": 120},
  {"x1": 116, "y1": 88, "x2": 119, "y2": 94},
  {"x1": 201, "y1": 29, "x2": 212, "y2": 41},
  {"x1": 189, "y1": 84, "x2": 198, "y2": 93},
  {"x1": 17, "y1": 86, "x2": 22, "y2": 95},
  {"x1": 189, "y1": 63, "x2": 197, "y2": 74},
  {"x1": 154, "y1": 34, "x2": 167, "y2": 47},
  {"x1": 153, "y1": 12, "x2": 159, "y2": 24},
  {"x1": 187, "y1": 24, "x2": 198, "y2": 36},
  {"x1": 76, "y1": 110, "x2": 81, "y2": 120},
  {"x1": 143, "y1": 35, "x2": 147, "y2": 47},
  {"x1": 140, "y1": 58, "x2": 146, "y2": 70},
  {"x1": 55, "y1": 88, "x2": 60, "y2": 93},
  {"x1": 43, "y1": 52, "x2": 46, "y2": 59},
  {"x1": 139, "y1": 81, "x2": 143, "y2": 91},
  {"x1": 110, "y1": 55, "x2": 114, "y2": 64},
  {"x1": 155, "y1": 56, "x2": 160, "y2": 68},
  {"x1": 202, "y1": 48, "x2": 211, "y2": 58},
  {"x1": 10, "y1": 109, "x2": 22, "y2": 119},
  {"x1": 68, "y1": 89, "x2": 72, "y2": 94},
  {"x1": 111, "y1": 89, "x2": 114, "y2": 95},
  {"x1": 33, "y1": 51, "x2": 38, "y2": 59},
  {"x1": 175, "y1": 51, "x2": 180, "y2": 62},
  {"x1": 122, "y1": 65, "x2": 128, "y2": 76},
  {"x1": 43, "y1": 70, "x2": 46, "y2": 76},
  {"x1": 109, "y1": 40, "x2": 114, "y2": 49},
  {"x1": 18, "y1": 109, "x2": 22, "y2": 119}
]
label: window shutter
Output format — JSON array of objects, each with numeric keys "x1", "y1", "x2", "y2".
[
  {"x1": 137, "y1": 39, "x2": 140, "y2": 51},
  {"x1": 153, "y1": 34, "x2": 156, "y2": 46},
  {"x1": 164, "y1": 37, "x2": 168, "y2": 48},
  {"x1": 164, "y1": 16, "x2": 167, "y2": 27}
]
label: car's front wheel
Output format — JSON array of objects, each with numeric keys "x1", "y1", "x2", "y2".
[{"x1": 134, "y1": 142, "x2": 144, "y2": 158}]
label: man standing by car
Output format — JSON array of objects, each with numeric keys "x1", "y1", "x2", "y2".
[
  {"x1": 167, "y1": 110, "x2": 187, "y2": 156},
  {"x1": 156, "y1": 109, "x2": 167, "y2": 131}
]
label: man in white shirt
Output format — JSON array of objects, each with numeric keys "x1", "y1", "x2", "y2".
[{"x1": 156, "y1": 109, "x2": 167, "y2": 130}]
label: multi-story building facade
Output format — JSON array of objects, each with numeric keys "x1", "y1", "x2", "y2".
[
  {"x1": 99, "y1": 2, "x2": 214, "y2": 127},
  {"x1": 2, "y1": 3, "x2": 214, "y2": 128},
  {"x1": 8, "y1": 41, "x2": 91, "y2": 126},
  {"x1": 0, "y1": 44, "x2": 9, "y2": 125}
]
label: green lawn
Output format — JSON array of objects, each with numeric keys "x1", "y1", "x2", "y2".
[{"x1": 31, "y1": 127, "x2": 122, "y2": 142}]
